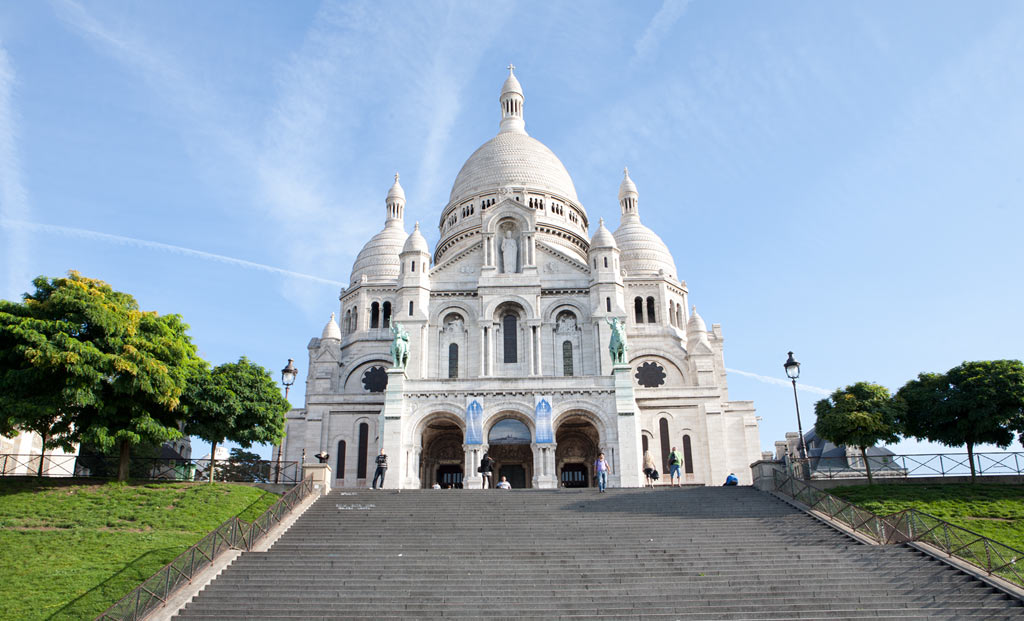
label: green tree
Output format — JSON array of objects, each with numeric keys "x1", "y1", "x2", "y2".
[
  {"x1": 813, "y1": 382, "x2": 901, "y2": 484},
  {"x1": 897, "y1": 360, "x2": 1024, "y2": 480},
  {"x1": 0, "y1": 272, "x2": 198, "y2": 481},
  {"x1": 183, "y1": 357, "x2": 288, "y2": 483}
]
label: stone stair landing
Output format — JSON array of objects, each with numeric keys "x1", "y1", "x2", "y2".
[{"x1": 174, "y1": 487, "x2": 1024, "y2": 620}]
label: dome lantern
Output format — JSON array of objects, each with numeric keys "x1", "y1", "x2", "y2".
[
  {"x1": 499, "y1": 64, "x2": 526, "y2": 135},
  {"x1": 386, "y1": 173, "x2": 405, "y2": 224},
  {"x1": 619, "y1": 167, "x2": 639, "y2": 219}
]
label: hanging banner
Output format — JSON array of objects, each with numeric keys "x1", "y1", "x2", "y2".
[
  {"x1": 534, "y1": 395, "x2": 554, "y2": 444},
  {"x1": 465, "y1": 398, "x2": 483, "y2": 444}
]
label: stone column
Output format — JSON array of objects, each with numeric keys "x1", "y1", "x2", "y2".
[
  {"x1": 464, "y1": 443, "x2": 485, "y2": 489},
  {"x1": 479, "y1": 326, "x2": 488, "y2": 376},
  {"x1": 302, "y1": 463, "x2": 332, "y2": 496},
  {"x1": 486, "y1": 325, "x2": 495, "y2": 376},
  {"x1": 613, "y1": 364, "x2": 643, "y2": 488},
  {"x1": 532, "y1": 443, "x2": 558, "y2": 489},
  {"x1": 379, "y1": 369, "x2": 407, "y2": 488}
]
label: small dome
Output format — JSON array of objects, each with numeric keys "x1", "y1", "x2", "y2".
[
  {"x1": 614, "y1": 219, "x2": 678, "y2": 279},
  {"x1": 686, "y1": 306, "x2": 707, "y2": 334},
  {"x1": 402, "y1": 222, "x2": 429, "y2": 255},
  {"x1": 449, "y1": 132, "x2": 579, "y2": 204},
  {"x1": 321, "y1": 312, "x2": 341, "y2": 340},
  {"x1": 349, "y1": 221, "x2": 408, "y2": 284},
  {"x1": 387, "y1": 173, "x2": 405, "y2": 202},
  {"x1": 618, "y1": 167, "x2": 638, "y2": 202},
  {"x1": 502, "y1": 65, "x2": 523, "y2": 96},
  {"x1": 589, "y1": 218, "x2": 618, "y2": 251}
]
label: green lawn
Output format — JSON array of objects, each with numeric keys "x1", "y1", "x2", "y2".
[
  {"x1": 0, "y1": 479, "x2": 279, "y2": 621},
  {"x1": 829, "y1": 483, "x2": 1024, "y2": 552}
]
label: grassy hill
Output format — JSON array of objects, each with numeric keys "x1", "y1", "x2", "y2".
[
  {"x1": 0, "y1": 479, "x2": 279, "y2": 621},
  {"x1": 830, "y1": 483, "x2": 1024, "y2": 552}
]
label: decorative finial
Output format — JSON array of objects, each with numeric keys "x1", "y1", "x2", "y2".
[
  {"x1": 414, "y1": 222, "x2": 420, "y2": 230},
  {"x1": 599, "y1": 217, "x2": 604, "y2": 225},
  {"x1": 394, "y1": 172, "x2": 400, "y2": 183},
  {"x1": 507, "y1": 63, "x2": 515, "y2": 74},
  {"x1": 624, "y1": 166, "x2": 629, "y2": 177},
  {"x1": 691, "y1": 305, "x2": 697, "y2": 313},
  {"x1": 330, "y1": 312, "x2": 335, "y2": 320}
]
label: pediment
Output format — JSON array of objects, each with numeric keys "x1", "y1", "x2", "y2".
[
  {"x1": 536, "y1": 242, "x2": 590, "y2": 276},
  {"x1": 432, "y1": 242, "x2": 484, "y2": 277},
  {"x1": 314, "y1": 346, "x2": 339, "y2": 362}
]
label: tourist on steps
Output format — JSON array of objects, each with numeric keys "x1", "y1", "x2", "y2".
[
  {"x1": 594, "y1": 452, "x2": 610, "y2": 492},
  {"x1": 496, "y1": 476, "x2": 512, "y2": 490},
  {"x1": 372, "y1": 449, "x2": 388, "y2": 489},
  {"x1": 642, "y1": 450, "x2": 656, "y2": 487},
  {"x1": 480, "y1": 452, "x2": 495, "y2": 489},
  {"x1": 723, "y1": 473, "x2": 738, "y2": 486},
  {"x1": 668, "y1": 447, "x2": 684, "y2": 487}
]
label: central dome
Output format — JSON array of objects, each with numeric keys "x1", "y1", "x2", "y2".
[{"x1": 449, "y1": 131, "x2": 579, "y2": 205}]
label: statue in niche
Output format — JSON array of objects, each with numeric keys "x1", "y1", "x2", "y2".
[
  {"x1": 501, "y1": 229, "x2": 518, "y2": 274},
  {"x1": 444, "y1": 316, "x2": 464, "y2": 334},
  {"x1": 556, "y1": 314, "x2": 577, "y2": 334}
]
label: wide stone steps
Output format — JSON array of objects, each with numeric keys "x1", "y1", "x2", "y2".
[{"x1": 174, "y1": 487, "x2": 1024, "y2": 619}]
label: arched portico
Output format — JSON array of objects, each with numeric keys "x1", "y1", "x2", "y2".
[
  {"x1": 485, "y1": 413, "x2": 534, "y2": 488},
  {"x1": 555, "y1": 413, "x2": 601, "y2": 488},
  {"x1": 419, "y1": 413, "x2": 465, "y2": 488}
]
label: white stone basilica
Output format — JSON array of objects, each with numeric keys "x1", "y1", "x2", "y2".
[{"x1": 278, "y1": 68, "x2": 760, "y2": 489}]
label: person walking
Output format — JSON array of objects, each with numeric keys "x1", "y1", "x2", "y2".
[
  {"x1": 594, "y1": 452, "x2": 611, "y2": 493},
  {"x1": 480, "y1": 452, "x2": 495, "y2": 489},
  {"x1": 668, "y1": 446, "x2": 684, "y2": 487},
  {"x1": 371, "y1": 449, "x2": 388, "y2": 489},
  {"x1": 642, "y1": 449, "x2": 656, "y2": 487}
]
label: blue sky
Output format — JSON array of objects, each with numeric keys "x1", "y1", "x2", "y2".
[{"x1": 1, "y1": 1, "x2": 1022, "y2": 460}]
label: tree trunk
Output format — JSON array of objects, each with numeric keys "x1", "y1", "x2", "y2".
[
  {"x1": 967, "y1": 442, "x2": 976, "y2": 482},
  {"x1": 209, "y1": 440, "x2": 218, "y2": 484},
  {"x1": 861, "y1": 446, "x2": 873, "y2": 485},
  {"x1": 36, "y1": 431, "x2": 48, "y2": 477},
  {"x1": 117, "y1": 439, "x2": 131, "y2": 482}
]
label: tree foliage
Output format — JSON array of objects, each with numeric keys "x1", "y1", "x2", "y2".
[
  {"x1": 183, "y1": 357, "x2": 289, "y2": 482},
  {"x1": 814, "y1": 382, "x2": 901, "y2": 484},
  {"x1": 896, "y1": 360, "x2": 1024, "y2": 480},
  {"x1": 0, "y1": 272, "x2": 198, "y2": 480}
]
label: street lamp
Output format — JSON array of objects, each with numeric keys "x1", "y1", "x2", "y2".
[
  {"x1": 783, "y1": 351, "x2": 810, "y2": 472},
  {"x1": 275, "y1": 358, "x2": 298, "y2": 484}
]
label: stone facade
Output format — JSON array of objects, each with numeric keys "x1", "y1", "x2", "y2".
[{"x1": 277, "y1": 68, "x2": 760, "y2": 488}]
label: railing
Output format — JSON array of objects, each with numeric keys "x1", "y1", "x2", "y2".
[
  {"x1": 95, "y1": 477, "x2": 315, "y2": 621},
  {"x1": 0, "y1": 454, "x2": 301, "y2": 484},
  {"x1": 769, "y1": 469, "x2": 1024, "y2": 589},
  {"x1": 783, "y1": 452, "x2": 1024, "y2": 480}
]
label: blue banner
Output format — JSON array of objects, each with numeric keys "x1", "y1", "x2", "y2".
[
  {"x1": 535, "y1": 398, "x2": 553, "y2": 443},
  {"x1": 465, "y1": 400, "x2": 483, "y2": 444}
]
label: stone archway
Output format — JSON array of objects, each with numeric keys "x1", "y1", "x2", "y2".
[
  {"x1": 421, "y1": 417, "x2": 465, "y2": 488},
  {"x1": 487, "y1": 417, "x2": 533, "y2": 489},
  {"x1": 556, "y1": 415, "x2": 600, "y2": 488}
]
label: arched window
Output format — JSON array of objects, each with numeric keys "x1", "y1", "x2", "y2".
[
  {"x1": 634, "y1": 297, "x2": 644, "y2": 323},
  {"x1": 370, "y1": 302, "x2": 380, "y2": 329},
  {"x1": 502, "y1": 314, "x2": 517, "y2": 363},
  {"x1": 336, "y1": 440, "x2": 346, "y2": 478},
  {"x1": 409, "y1": 301, "x2": 414, "y2": 315},
  {"x1": 677, "y1": 305, "x2": 683, "y2": 327},
  {"x1": 603, "y1": 256, "x2": 608, "y2": 268},
  {"x1": 606, "y1": 297, "x2": 611, "y2": 312},
  {"x1": 382, "y1": 301, "x2": 392, "y2": 328},
  {"x1": 357, "y1": 423, "x2": 369, "y2": 479},
  {"x1": 659, "y1": 418, "x2": 671, "y2": 472},
  {"x1": 411, "y1": 261, "x2": 416, "y2": 273},
  {"x1": 642, "y1": 435, "x2": 649, "y2": 455},
  {"x1": 668, "y1": 301, "x2": 675, "y2": 326},
  {"x1": 562, "y1": 340, "x2": 573, "y2": 376},
  {"x1": 344, "y1": 309, "x2": 351, "y2": 334},
  {"x1": 682, "y1": 434, "x2": 694, "y2": 474},
  {"x1": 448, "y1": 343, "x2": 459, "y2": 379},
  {"x1": 646, "y1": 297, "x2": 656, "y2": 323}
]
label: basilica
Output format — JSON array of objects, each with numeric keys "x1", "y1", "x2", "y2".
[{"x1": 277, "y1": 68, "x2": 761, "y2": 489}]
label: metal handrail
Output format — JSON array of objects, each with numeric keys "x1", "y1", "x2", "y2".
[
  {"x1": 95, "y1": 477, "x2": 315, "y2": 621},
  {"x1": 786, "y1": 452, "x2": 1024, "y2": 480},
  {"x1": 0, "y1": 453, "x2": 301, "y2": 484},
  {"x1": 769, "y1": 470, "x2": 1024, "y2": 588}
]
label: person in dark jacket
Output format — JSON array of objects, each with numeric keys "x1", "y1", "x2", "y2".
[
  {"x1": 372, "y1": 449, "x2": 388, "y2": 489},
  {"x1": 480, "y1": 453, "x2": 495, "y2": 489}
]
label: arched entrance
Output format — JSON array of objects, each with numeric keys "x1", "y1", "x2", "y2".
[
  {"x1": 420, "y1": 416, "x2": 465, "y2": 488},
  {"x1": 556, "y1": 414, "x2": 599, "y2": 488},
  {"x1": 487, "y1": 417, "x2": 532, "y2": 489}
]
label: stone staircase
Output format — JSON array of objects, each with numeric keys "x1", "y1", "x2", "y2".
[{"x1": 174, "y1": 487, "x2": 1024, "y2": 620}]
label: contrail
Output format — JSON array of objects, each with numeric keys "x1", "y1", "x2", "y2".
[
  {"x1": 0, "y1": 218, "x2": 345, "y2": 287},
  {"x1": 725, "y1": 368, "x2": 832, "y2": 396}
]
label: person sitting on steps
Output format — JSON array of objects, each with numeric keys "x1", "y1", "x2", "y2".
[
  {"x1": 723, "y1": 473, "x2": 739, "y2": 486},
  {"x1": 496, "y1": 476, "x2": 512, "y2": 490}
]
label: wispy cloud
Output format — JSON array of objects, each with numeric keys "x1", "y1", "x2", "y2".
[
  {"x1": 633, "y1": 0, "x2": 692, "y2": 65},
  {"x1": 725, "y1": 367, "x2": 832, "y2": 396},
  {"x1": 0, "y1": 45, "x2": 30, "y2": 300},
  {"x1": 0, "y1": 219, "x2": 344, "y2": 286}
]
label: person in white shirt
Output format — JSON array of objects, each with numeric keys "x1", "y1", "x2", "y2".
[
  {"x1": 496, "y1": 476, "x2": 512, "y2": 490},
  {"x1": 431, "y1": 482, "x2": 441, "y2": 489}
]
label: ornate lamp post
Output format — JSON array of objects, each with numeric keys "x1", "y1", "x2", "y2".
[
  {"x1": 783, "y1": 351, "x2": 809, "y2": 472},
  {"x1": 275, "y1": 358, "x2": 298, "y2": 483}
]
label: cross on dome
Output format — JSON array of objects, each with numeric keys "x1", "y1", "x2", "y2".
[{"x1": 507, "y1": 63, "x2": 515, "y2": 73}]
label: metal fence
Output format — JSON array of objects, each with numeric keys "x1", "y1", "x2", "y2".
[
  {"x1": 789, "y1": 452, "x2": 1024, "y2": 480},
  {"x1": 0, "y1": 453, "x2": 301, "y2": 484},
  {"x1": 95, "y1": 477, "x2": 315, "y2": 621},
  {"x1": 769, "y1": 469, "x2": 1024, "y2": 588}
]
